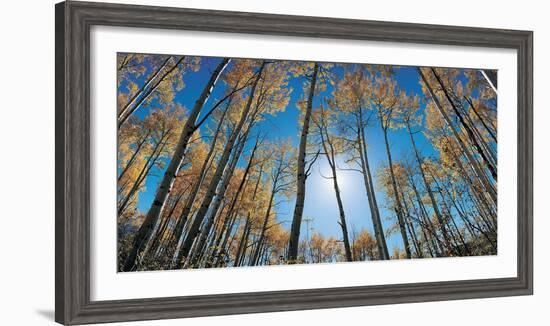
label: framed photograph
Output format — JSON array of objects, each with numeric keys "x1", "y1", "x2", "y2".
[{"x1": 55, "y1": 1, "x2": 533, "y2": 324}]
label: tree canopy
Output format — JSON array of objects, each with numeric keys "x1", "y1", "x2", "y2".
[{"x1": 117, "y1": 54, "x2": 498, "y2": 271}]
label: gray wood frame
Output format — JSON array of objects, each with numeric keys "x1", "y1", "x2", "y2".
[{"x1": 55, "y1": 1, "x2": 533, "y2": 324}]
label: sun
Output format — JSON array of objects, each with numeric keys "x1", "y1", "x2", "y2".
[{"x1": 320, "y1": 164, "x2": 347, "y2": 191}]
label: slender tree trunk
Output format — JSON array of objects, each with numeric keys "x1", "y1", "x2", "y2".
[
  {"x1": 118, "y1": 56, "x2": 172, "y2": 121},
  {"x1": 118, "y1": 130, "x2": 151, "y2": 182},
  {"x1": 145, "y1": 192, "x2": 184, "y2": 258},
  {"x1": 192, "y1": 200, "x2": 227, "y2": 267},
  {"x1": 430, "y1": 68, "x2": 497, "y2": 180},
  {"x1": 191, "y1": 137, "x2": 259, "y2": 265},
  {"x1": 122, "y1": 59, "x2": 230, "y2": 272},
  {"x1": 407, "y1": 172, "x2": 443, "y2": 257},
  {"x1": 454, "y1": 190, "x2": 497, "y2": 251},
  {"x1": 117, "y1": 135, "x2": 168, "y2": 216},
  {"x1": 288, "y1": 63, "x2": 319, "y2": 262},
  {"x1": 330, "y1": 165, "x2": 353, "y2": 261},
  {"x1": 380, "y1": 124, "x2": 412, "y2": 259},
  {"x1": 203, "y1": 214, "x2": 226, "y2": 264},
  {"x1": 234, "y1": 219, "x2": 251, "y2": 267},
  {"x1": 458, "y1": 100, "x2": 497, "y2": 168},
  {"x1": 418, "y1": 68, "x2": 497, "y2": 205},
  {"x1": 464, "y1": 96, "x2": 497, "y2": 143},
  {"x1": 401, "y1": 192, "x2": 423, "y2": 258},
  {"x1": 168, "y1": 103, "x2": 231, "y2": 266},
  {"x1": 432, "y1": 179, "x2": 472, "y2": 255},
  {"x1": 407, "y1": 192, "x2": 434, "y2": 257},
  {"x1": 208, "y1": 174, "x2": 249, "y2": 264},
  {"x1": 446, "y1": 189, "x2": 477, "y2": 240},
  {"x1": 176, "y1": 62, "x2": 265, "y2": 266},
  {"x1": 356, "y1": 108, "x2": 389, "y2": 260},
  {"x1": 118, "y1": 56, "x2": 185, "y2": 127},
  {"x1": 250, "y1": 180, "x2": 277, "y2": 265},
  {"x1": 443, "y1": 131, "x2": 497, "y2": 223},
  {"x1": 406, "y1": 123, "x2": 454, "y2": 254},
  {"x1": 192, "y1": 124, "x2": 254, "y2": 253},
  {"x1": 118, "y1": 54, "x2": 132, "y2": 71},
  {"x1": 252, "y1": 239, "x2": 266, "y2": 266},
  {"x1": 316, "y1": 117, "x2": 353, "y2": 261},
  {"x1": 215, "y1": 167, "x2": 263, "y2": 266}
]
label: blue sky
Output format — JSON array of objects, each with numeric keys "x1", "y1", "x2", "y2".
[{"x1": 123, "y1": 55, "x2": 461, "y2": 253}]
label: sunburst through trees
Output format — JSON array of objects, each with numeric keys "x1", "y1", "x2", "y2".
[{"x1": 116, "y1": 53, "x2": 497, "y2": 272}]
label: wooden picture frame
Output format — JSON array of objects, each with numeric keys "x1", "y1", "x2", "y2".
[{"x1": 55, "y1": 1, "x2": 533, "y2": 324}]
